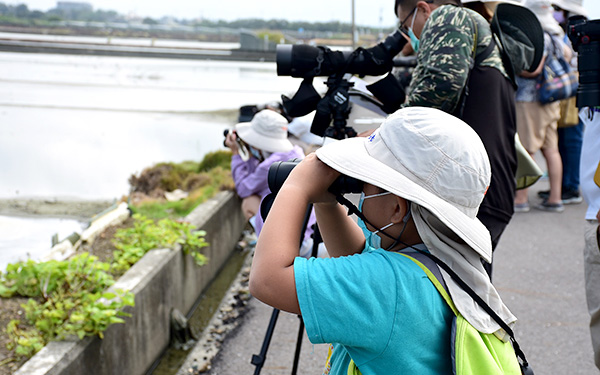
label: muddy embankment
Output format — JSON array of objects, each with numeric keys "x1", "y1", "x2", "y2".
[{"x1": 0, "y1": 198, "x2": 115, "y2": 220}]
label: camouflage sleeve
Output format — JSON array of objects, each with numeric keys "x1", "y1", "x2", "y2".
[{"x1": 403, "y1": 6, "x2": 476, "y2": 113}]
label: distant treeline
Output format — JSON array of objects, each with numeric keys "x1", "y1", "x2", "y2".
[
  {"x1": 0, "y1": 2, "x2": 390, "y2": 34},
  {"x1": 197, "y1": 18, "x2": 389, "y2": 34},
  {"x1": 0, "y1": 3, "x2": 123, "y2": 25}
]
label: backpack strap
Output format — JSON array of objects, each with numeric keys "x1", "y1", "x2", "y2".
[
  {"x1": 455, "y1": 13, "x2": 496, "y2": 118},
  {"x1": 475, "y1": 37, "x2": 496, "y2": 67},
  {"x1": 397, "y1": 253, "x2": 459, "y2": 316},
  {"x1": 405, "y1": 249, "x2": 533, "y2": 373}
]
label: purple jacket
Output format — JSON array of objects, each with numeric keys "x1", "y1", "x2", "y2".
[{"x1": 231, "y1": 146, "x2": 316, "y2": 239}]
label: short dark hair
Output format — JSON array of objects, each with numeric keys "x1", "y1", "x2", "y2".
[{"x1": 394, "y1": 0, "x2": 461, "y2": 17}]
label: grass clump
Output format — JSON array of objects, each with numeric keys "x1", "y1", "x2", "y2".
[{"x1": 129, "y1": 150, "x2": 234, "y2": 219}]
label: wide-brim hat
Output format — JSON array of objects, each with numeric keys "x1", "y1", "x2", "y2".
[
  {"x1": 525, "y1": 0, "x2": 564, "y2": 35},
  {"x1": 316, "y1": 107, "x2": 493, "y2": 262},
  {"x1": 551, "y1": 0, "x2": 588, "y2": 17},
  {"x1": 235, "y1": 110, "x2": 293, "y2": 153},
  {"x1": 491, "y1": 2, "x2": 544, "y2": 76}
]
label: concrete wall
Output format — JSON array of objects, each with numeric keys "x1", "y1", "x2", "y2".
[{"x1": 15, "y1": 191, "x2": 246, "y2": 375}]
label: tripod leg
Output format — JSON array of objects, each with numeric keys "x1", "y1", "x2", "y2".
[
  {"x1": 291, "y1": 316, "x2": 305, "y2": 375},
  {"x1": 251, "y1": 207, "x2": 316, "y2": 374},
  {"x1": 251, "y1": 308, "x2": 280, "y2": 375}
]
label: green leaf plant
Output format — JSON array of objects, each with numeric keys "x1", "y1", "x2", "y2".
[
  {"x1": 0, "y1": 253, "x2": 134, "y2": 359},
  {"x1": 111, "y1": 213, "x2": 208, "y2": 274},
  {"x1": 0, "y1": 214, "x2": 207, "y2": 360}
]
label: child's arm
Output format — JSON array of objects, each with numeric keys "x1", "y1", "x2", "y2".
[
  {"x1": 249, "y1": 154, "x2": 357, "y2": 313},
  {"x1": 314, "y1": 202, "x2": 365, "y2": 258}
]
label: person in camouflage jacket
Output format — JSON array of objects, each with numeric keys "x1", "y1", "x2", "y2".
[{"x1": 396, "y1": 0, "x2": 517, "y2": 277}]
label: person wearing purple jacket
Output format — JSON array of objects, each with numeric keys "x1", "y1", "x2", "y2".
[{"x1": 225, "y1": 109, "x2": 326, "y2": 258}]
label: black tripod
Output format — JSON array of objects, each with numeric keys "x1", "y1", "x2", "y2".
[{"x1": 250, "y1": 204, "x2": 322, "y2": 375}]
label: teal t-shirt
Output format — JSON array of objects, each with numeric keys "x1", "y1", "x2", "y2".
[{"x1": 294, "y1": 247, "x2": 453, "y2": 375}]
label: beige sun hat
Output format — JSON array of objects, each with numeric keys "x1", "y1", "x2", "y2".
[
  {"x1": 551, "y1": 0, "x2": 588, "y2": 17},
  {"x1": 316, "y1": 106, "x2": 493, "y2": 262},
  {"x1": 524, "y1": 0, "x2": 564, "y2": 35},
  {"x1": 235, "y1": 110, "x2": 293, "y2": 153}
]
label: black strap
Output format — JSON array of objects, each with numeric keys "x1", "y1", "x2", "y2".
[
  {"x1": 475, "y1": 37, "x2": 496, "y2": 67},
  {"x1": 455, "y1": 37, "x2": 496, "y2": 118},
  {"x1": 333, "y1": 192, "x2": 533, "y2": 372},
  {"x1": 412, "y1": 249, "x2": 530, "y2": 369}
]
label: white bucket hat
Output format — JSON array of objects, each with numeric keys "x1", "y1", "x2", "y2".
[
  {"x1": 551, "y1": 0, "x2": 588, "y2": 17},
  {"x1": 316, "y1": 107, "x2": 493, "y2": 261},
  {"x1": 235, "y1": 110, "x2": 293, "y2": 153},
  {"x1": 524, "y1": 0, "x2": 564, "y2": 35}
]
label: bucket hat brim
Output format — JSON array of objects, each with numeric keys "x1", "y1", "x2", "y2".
[
  {"x1": 316, "y1": 136, "x2": 492, "y2": 262},
  {"x1": 492, "y1": 3, "x2": 545, "y2": 75},
  {"x1": 235, "y1": 122, "x2": 294, "y2": 153}
]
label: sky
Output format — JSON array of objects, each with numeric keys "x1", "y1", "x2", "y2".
[{"x1": 4, "y1": 0, "x2": 600, "y2": 27}]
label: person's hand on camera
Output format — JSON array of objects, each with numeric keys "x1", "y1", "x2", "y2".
[
  {"x1": 282, "y1": 153, "x2": 339, "y2": 205},
  {"x1": 224, "y1": 131, "x2": 239, "y2": 154}
]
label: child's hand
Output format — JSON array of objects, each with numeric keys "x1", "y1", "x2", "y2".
[{"x1": 283, "y1": 153, "x2": 340, "y2": 204}]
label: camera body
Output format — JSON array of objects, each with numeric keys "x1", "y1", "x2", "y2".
[
  {"x1": 568, "y1": 16, "x2": 600, "y2": 107},
  {"x1": 275, "y1": 31, "x2": 408, "y2": 140},
  {"x1": 267, "y1": 159, "x2": 363, "y2": 196},
  {"x1": 223, "y1": 129, "x2": 251, "y2": 161}
]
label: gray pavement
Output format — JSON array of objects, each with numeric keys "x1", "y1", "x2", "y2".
[{"x1": 205, "y1": 178, "x2": 598, "y2": 375}]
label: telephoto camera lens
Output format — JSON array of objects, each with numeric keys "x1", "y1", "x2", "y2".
[{"x1": 276, "y1": 29, "x2": 407, "y2": 78}]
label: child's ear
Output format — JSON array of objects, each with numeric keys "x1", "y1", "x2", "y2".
[{"x1": 390, "y1": 197, "x2": 409, "y2": 224}]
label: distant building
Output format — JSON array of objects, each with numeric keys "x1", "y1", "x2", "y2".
[{"x1": 56, "y1": 2, "x2": 93, "y2": 13}]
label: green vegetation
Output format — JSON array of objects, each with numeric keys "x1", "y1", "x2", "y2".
[
  {"x1": 129, "y1": 150, "x2": 234, "y2": 220},
  {"x1": 0, "y1": 2, "x2": 123, "y2": 24},
  {"x1": 0, "y1": 253, "x2": 134, "y2": 358},
  {"x1": 0, "y1": 213, "x2": 209, "y2": 359},
  {"x1": 256, "y1": 30, "x2": 286, "y2": 45},
  {"x1": 111, "y1": 214, "x2": 208, "y2": 274}
]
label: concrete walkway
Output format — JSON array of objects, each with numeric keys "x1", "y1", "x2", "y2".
[{"x1": 202, "y1": 179, "x2": 598, "y2": 375}]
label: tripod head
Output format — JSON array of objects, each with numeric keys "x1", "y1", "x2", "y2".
[{"x1": 311, "y1": 74, "x2": 357, "y2": 140}]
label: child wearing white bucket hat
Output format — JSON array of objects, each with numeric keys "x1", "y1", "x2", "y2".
[
  {"x1": 250, "y1": 107, "x2": 517, "y2": 374},
  {"x1": 226, "y1": 109, "x2": 326, "y2": 258}
]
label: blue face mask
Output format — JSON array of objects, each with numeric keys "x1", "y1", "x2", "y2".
[
  {"x1": 357, "y1": 191, "x2": 394, "y2": 250},
  {"x1": 407, "y1": 8, "x2": 420, "y2": 53},
  {"x1": 249, "y1": 146, "x2": 265, "y2": 162}
]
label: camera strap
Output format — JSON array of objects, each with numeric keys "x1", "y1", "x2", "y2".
[{"x1": 334, "y1": 190, "x2": 532, "y2": 373}]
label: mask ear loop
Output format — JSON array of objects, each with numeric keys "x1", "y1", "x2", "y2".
[
  {"x1": 385, "y1": 202, "x2": 412, "y2": 251},
  {"x1": 335, "y1": 194, "x2": 413, "y2": 250}
]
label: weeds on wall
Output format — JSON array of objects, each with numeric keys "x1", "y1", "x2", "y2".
[{"x1": 0, "y1": 214, "x2": 209, "y2": 360}]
